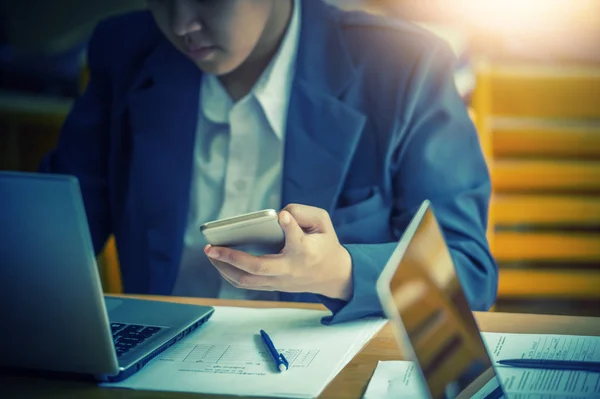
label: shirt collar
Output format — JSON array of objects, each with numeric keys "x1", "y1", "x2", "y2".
[
  {"x1": 201, "y1": 0, "x2": 301, "y2": 140},
  {"x1": 252, "y1": 0, "x2": 300, "y2": 140},
  {"x1": 201, "y1": 73, "x2": 233, "y2": 124}
]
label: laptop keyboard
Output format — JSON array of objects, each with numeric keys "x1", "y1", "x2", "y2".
[{"x1": 111, "y1": 323, "x2": 163, "y2": 357}]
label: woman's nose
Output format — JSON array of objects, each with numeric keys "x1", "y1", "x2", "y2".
[{"x1": 170, "y1": 0, "x2": 203, "y2": 37}]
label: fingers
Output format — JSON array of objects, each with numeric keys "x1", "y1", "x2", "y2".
[
  {"x1": 279, "y1": 210, "x2": 304, "y2": 252},
  {"x1": 204, "y1": 245, "x2": 289, "y2": 276},
  {"x1": 210, "y1": 259, "x2": 276, "y2": 290},
  {"x1": 283, "y1": 204, "x2": 332, "y2": 234}
]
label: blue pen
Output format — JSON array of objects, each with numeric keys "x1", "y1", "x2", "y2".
[
  {"x1": 498, "y1": 359, "x2": 600, "y2": 373},
  {"x1": 260, "y1": 329, "x2": 289, "y2": 372}
]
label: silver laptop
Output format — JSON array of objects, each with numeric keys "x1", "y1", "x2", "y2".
[
  {"x1": 376, "y1": 200, "x2": 507, "y2": 399},
  {"x1": 0, "y1": 171, "x2": 214, "y2": 382}
]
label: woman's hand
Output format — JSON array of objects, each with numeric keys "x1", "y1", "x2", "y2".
[{"x1": 205, "y1": 204, "x2": 353, "y2": 300}]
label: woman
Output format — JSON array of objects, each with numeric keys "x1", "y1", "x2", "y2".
[{"x1": 40, "y1": 0, "x2": 497, "y2": 324}]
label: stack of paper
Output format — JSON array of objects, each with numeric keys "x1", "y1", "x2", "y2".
[
  {"x1": 103, "y1": 306, "x2": 386, "y2": 398},
  {"x1": 363, "y1": 333, "x2": 600, "y2": 398}
]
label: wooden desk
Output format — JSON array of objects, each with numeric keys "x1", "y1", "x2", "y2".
[{"x1": 3, "y1": 295, "x2": 600, "y2": 399}]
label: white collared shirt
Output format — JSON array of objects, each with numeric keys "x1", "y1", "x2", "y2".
[{"x1": 172, "y1": 0, "x2": 301, "y2": 299}]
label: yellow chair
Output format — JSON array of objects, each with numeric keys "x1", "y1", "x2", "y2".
[
  {"x1": 0, "y1": 90, "x2": 71, "y2": 171},
  {"x1": 96, "y1": 237, "x2": 123, "y2": 293},
  {"x1": 78, "y1": 65, "x2": 123, "y2": 294},
  {"x1": 0, "y1": 65, "x2": 123, "y2": 294}
]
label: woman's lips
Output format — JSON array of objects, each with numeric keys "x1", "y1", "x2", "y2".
[{"x1": 187, "y1": 45, "x2": 218, "y2": 61}]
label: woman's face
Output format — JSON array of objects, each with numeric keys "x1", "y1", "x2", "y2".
[{"x1": 147, "y1": 0, "x2": 276, "y2": 75}]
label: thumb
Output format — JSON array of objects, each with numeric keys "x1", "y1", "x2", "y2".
[
  {"x1": 283, "y1": 204, "x2": 332, "y2": 234},
  {"x1": 279, "y1": 210, "x2": 304, "y2": 251}
]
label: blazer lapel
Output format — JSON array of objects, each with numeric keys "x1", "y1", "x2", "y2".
[
  {"x1": 283, "y1": 86, "x2": 366, "y2": 212},
  {"x1": 123, "y1": 40, "x2": 202, "y2": 294},
  {"x1": 282, "y1": 0, "x2": 366, "y2": 213}
]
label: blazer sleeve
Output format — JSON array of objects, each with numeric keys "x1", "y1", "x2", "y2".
[
  {"x1": 321, "y1": 42, "x2": 498, "y2": 324},
  {"x1": 38, "y1": 25, "x2": 112, "y2": 255}
]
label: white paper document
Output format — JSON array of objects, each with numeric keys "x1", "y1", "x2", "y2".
[
  {"x1": 363, "y1": 333, "x2": 600, "y2": 399},
  {"x1": 483, "y1": 333, "x2": 600, "y2": 397},
  {"x1": 362, "y1": 361, "x2": 427, "y2": 399},
  {"x1": 102, "y1": 306, "x2": 386, "y2": 398}
]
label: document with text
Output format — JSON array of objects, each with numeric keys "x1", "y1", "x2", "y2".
[
  {"x1": 483, "y1": 332, "x2": 600, "y2": 397},
  {"x1": 101, "y1": 306, "x2": 386, "y2": 398},
  {"x1": 364, "y1": 333, "x2": 600, "y2": 399}
]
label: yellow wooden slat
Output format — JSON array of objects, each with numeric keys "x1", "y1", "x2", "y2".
[
  {"x1": 493, "y1": 120, "x2": 600, "y2": 158},
  {"x1": 493, "y1": 195, "x2": 600, "y2": 226},
  {"x1": 492, "y1": 161, "x2": 600, "y2": 192},
  {"x1": 498, "y1": 269, "x2": 600, "y2": 298},
  {"x1": 472, "y1": 60, "x2": 493, "y2": 162},
  {"x1": 494, "y1": 232, "x2": 600, "y2": 262},
  {"x1": 488, "y1": 65, "x2": 600, "y2": 118}
]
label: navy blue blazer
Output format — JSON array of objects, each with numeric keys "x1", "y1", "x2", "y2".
[{"x1": 40, "y1": 0, "x2": 498, "y2": 323}]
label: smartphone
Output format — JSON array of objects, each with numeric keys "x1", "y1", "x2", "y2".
[{"x1": 200, "y1": 209, "x2": 285, "y2": 254}]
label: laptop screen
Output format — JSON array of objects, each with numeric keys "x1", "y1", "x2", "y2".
[{"x1": 377, "y1": 201, "x2": 505, "y2": 399}]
